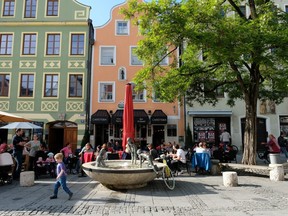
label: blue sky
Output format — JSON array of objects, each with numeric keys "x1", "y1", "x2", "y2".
[{"x1": 78, "y1": 0, "x2": 126, "y2": 26}]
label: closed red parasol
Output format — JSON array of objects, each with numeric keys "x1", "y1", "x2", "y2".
[{"x1": 122, "y1": 83, "x2": 134, "y2": 150}]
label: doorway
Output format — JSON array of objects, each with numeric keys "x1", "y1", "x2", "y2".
[
  {"x1": 152, "y1": 125, "x2": 165, "y2": 147},
  {"x1": 241, "y1": 117, "x2": 267, "y2": 151},
  {"x1": 47, "y1": 121, "x2": 78, "y2": 154}
]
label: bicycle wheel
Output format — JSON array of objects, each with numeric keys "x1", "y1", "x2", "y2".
[{"x1": 162, "y1": 166, "x2": 175, "y2": 190}]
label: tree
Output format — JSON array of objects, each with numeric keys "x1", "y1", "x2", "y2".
[
  {"x1": 123, "y1": 0, "x2": 288, "y2": 164},
  {"x1": 185, "y1": 123, "x2": 193, "y2": 149}
]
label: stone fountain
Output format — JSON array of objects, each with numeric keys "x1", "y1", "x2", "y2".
[{"x1": 82, "y1": 159, "x2": 165, "y2": 190}]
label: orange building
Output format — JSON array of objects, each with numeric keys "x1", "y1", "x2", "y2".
[{"x1": 91, "y1": 1, "x2": 185, "y2": 149}]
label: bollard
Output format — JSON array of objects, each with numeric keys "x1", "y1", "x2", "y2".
[
  {"x1": 269, "y1": 164, "x2": 284, "y2": 181},
  {"x1": 20, "y1": 171, "x2": 35, "y2": 187},
  {"x1": 223, "y1": 171, "x2": 238, "y2": 187}
]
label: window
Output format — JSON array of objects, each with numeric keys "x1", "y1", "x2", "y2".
[
  {"x1": 131, "y1": 83, "x2": 144, "y2": 102},
  {"x1": 3, "y1": 0, "x2": 15, "y2": 16},
  {"x1": 20, "y1": 74, "x2": 34, "y2": 97},
  {"x1": 0, "y1": 74, "x2": 10, "y2": 96},
  {"x1": 69, "y1": 74, "x2": 83, "y2": 97},
  {"x1": 44, "y1": 74, "x2": 58, "y2": 97},
  {"x1": 118, "y1": 67, "x2": 126, "y2": 80},
  {"x1": 22, "y1": 33, "x2": 36, "y2": 55},
  {"x1": 130, "y1": 47, "x2": 143, "y2": 65},
  {"x1": 167, "y1": 125, "x2": 177, "y2": 137},
  {"x1": 24, "y1": 0, "x2": 37, "y2": 18},
  {"x1": 116, "y1": 21, "x2": 129, "y2": 35},
  {"x1": 0, "y1": 34, "x2": 12, "y2": 55},
  {"x1": 71, "y1": 34, "x2": 84, "y2": 55},
  {"x1": 152, "y1": 86, "x2": 162, "y2": 102},
  {"x1": 285, "y1": 6, "x2": 288, "y2": 13},
  {"x1": 100, "y1": 47, "x2": 115, "y2": 65},
  {"x1": 159, "y1": 55, "x2": 168, "y2": 65},
  {"x1": 47, "y1": 0, "x2": 58, "y2": 16},
  {"x1": 239, "y1": 5, "x2": 246, "y2": 17},
  {"x1": 204, "y1": 85, "x2": 225, "y2": 98},
  {"x1": 99, "y1": 83, "x2": 114, "y2": 101},
  {"x1": 46, "y1": 34, "x2": 60, "y2": 55}
]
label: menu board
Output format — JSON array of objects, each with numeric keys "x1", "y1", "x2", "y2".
[{"x1": 194, "y1": 118, "x2": 215, "y2": 142}]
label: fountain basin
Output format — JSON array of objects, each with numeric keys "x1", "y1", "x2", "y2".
[{"x1": 82, "y1": 160, "x2": 165, "y2": 190}]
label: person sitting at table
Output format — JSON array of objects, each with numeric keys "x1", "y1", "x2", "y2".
[
  {"x1": 147, "y1": 143, "x2": 159, "y2": 160},
  {"x1": 169, "y1": 144, "x2": 186, "y2": 175},
  {"x1": 194, "y1": 142, "x2": 211, "y2": 156},
  {"x1": 60, "y1": 142, "x2": 73, "y2": 164},
  {"x1": 113, "y1": 141, "x2": 123, "y2": 152}
]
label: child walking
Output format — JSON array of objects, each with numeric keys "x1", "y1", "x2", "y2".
[{"x1": 50, "y1": 153, "x2": 73, "y2": 200}]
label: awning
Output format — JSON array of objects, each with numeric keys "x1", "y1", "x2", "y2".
[
  {"x1": 151, "y1": 110, "x2": 167, "y2": 124},
  {"x1": 111, "y1": 109, "x2": 149, "y2": 124},
  {"x1": 187, "y1": 110, "x2": 232, "y2": 116},
  {"x1": 111, "y1": 110, "x2": 123, "y2": 124},
  {"x1": 134, "y1": 109, "x2": 149, "y2": 124},
  {"x1": 91, "y1": 110, "x2": 111, "y2": 124}
]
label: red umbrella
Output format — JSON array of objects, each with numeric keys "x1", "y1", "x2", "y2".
[{"x1": 122, "y1": 83, "x2": 134, "y2": 150}]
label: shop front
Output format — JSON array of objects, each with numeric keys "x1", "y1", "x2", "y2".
[{"x1": 188, "y1": 111, "x2": 232, "y2": 147}]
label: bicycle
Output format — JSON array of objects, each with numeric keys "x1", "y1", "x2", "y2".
[
  {"x1": 156, "y1": 154, "x2": 175, "y2": 190},
  {"x1": 138, "y1": 152, "x2": 175, "y2": 190}
]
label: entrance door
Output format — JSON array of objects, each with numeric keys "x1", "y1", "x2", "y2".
[
  {"x1": 152, "y1": 125, "x2": 165, "y2": 147},
  {"x1": 64, "y1": 128, "x2": 78, "y2": 152},
  {"x1": 47, "y1": 121, "x2": 78, "y2": 153},
  {"x1": 241, "y1": 118, "x2": 267, "y2": 151},
  {"x1": 95, "y1": 125, "x2": 109, "y2": 148}
]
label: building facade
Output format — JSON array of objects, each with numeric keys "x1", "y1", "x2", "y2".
[
  {"x1": 186, "y1": 1, "x2": 288, "y2": 151},
  {"x1": 0, "y1": 0, "x2": 94, "y2": 153},
  {"x1": 91, "y1": 1, "x2": 185, "y2": 149}
]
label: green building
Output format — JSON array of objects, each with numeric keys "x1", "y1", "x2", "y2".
[{"x1": 0, "y1": 0, "x2": 94, "y2": 153}]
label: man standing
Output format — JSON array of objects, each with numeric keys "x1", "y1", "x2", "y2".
[
  {"x1": 13, "y1": 128, "x2": 26, "y2": 179},
  {"x1": 220, "y1": 129, "x2": 231, "y2": 151}
]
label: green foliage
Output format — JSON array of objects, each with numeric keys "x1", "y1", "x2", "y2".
[
  {"x1": 123, "y1": 0, "x2": 288, "y2": 164},
  {"x1": 123, "y1": 0, "x2": 288, "y2": 105}
]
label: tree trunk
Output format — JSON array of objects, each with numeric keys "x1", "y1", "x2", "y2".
[{"x1": 242, "y1": 89, "x2": 258, "y2": 165}]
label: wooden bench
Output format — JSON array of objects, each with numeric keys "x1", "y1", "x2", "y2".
[{"x1": 220, "y1": 163, "x2": 285, "y2": 181}]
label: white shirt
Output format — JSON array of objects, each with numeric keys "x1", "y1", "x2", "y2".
[
  {"x1": 195, "y1": 147, "x2": 211, "y2": 157},
  {"x1": 220, "y1": 131, "x2": 231, "y2": 142},
  {"x1": 176, "y1": 148, "x2": 186, "y2": 164}
]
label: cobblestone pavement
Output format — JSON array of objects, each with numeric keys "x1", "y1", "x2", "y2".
[{"x1": 0, "y1": 172, "x2": 288, "y2": 216}]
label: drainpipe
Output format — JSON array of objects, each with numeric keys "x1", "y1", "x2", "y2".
[
  {"x1": 85, "y1": 19, "x2": 95, "y2": 131},
  {"x1": 179, "y1": 42, "x2": 187, "y2": 148}
]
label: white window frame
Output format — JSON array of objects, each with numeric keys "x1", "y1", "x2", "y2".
[
  {"x1": 130, "y1": 46, "x2": 143, "y2": 66},
  {"x1": 116, "y1": 20, "x2": 129, "y2": 35},
  {"x1": 100, "y1": 46, "x2": 116, "y2": 66},
  {"x1": 99, "y1": 82, "x2": 115, "y2": 102},
  {"x1": 131, "y1": 82, "x2": 146, "y2": 102}
]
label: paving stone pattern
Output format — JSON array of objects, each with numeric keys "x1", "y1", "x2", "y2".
[{"x1": 0, "y1": 173, "x2": 288, "y2": 216}]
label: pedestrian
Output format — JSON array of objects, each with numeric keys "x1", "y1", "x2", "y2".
[
  {"x1": 50, "y1": 153, "x2": 73, "y2": 200},
  {"x1": 25, "y1": 134, "x2": 41, "y2": 171},
  {"x1": 220, "y1": 129, "x2": 231, "y2": 151},
  {"x1": 12, "y1": 128, "x2": 26, "y2": 180},
  {"x1": 278, "y1": 131, "x2": 288, "y2": 158}
]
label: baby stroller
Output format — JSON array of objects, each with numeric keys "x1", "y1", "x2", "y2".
[
  {"x1": 257, "y1": 145, "x2": 270, "y2": 163},
  {"x1": 0, "y1": 152, "x2": 14, "y2": 185}
]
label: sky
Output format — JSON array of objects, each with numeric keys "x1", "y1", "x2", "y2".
[{"x1": 78, "y1": 0, "x2": 126, "y2": 27}]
